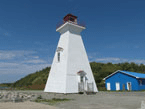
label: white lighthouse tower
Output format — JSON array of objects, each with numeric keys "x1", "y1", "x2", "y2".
[{"x1": 44, "y1": 14, "x2": 98, "y2": 93}]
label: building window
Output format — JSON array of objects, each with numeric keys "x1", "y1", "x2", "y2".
[
  {"x1": 80, "y1": 76, "x2": 83, "y2": 82},
  {"x1": 58, "y1": 52, "x2": 60, "y2": 62},
  {"x1": 139, "y1": 80, "x2": 142, "y2": 86},
  {"x1": 56, "y1": 47, "x2": 63, "y2": 63}
]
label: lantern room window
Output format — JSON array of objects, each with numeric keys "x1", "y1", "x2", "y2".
[{"x1": 70, "y1": 17, "x2": 74, "y2": 22}]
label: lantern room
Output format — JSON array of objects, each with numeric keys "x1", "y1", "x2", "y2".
[{"x1": 63, "y1": 14, "x2": 77, "y2": 24}]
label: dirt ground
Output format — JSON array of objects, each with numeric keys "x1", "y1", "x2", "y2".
[
  {"x1": 1, "y1": 90, "x2": 145, "y2": 109},
  {"x1": 52, "y1": 91, "x2": 145, "y2": 109},
  {"x1": 0, "y1": 101, "x2": 59, "y2": 109}
]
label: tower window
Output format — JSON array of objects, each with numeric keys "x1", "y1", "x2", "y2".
[
  {"x1": 58, "y1": 52, "x2": 60, "y2": 62},
  {"x1": 56, "y1": 47, "x2": 63, "y2": 62}
]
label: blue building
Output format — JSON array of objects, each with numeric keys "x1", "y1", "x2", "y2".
[{"x1": 103, "y1": 70, "x2": 145, "y2": 91}]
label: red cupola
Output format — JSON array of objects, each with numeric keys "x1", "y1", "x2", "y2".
[
  {"x1": 56, "y1": 14, "x2": 85, "y2": 29},
  {"x1": 63, "y1": 14, "x2": 77, "y2": 23}
]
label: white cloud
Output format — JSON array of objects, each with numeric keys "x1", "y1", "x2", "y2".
[
  {"x1": 96, "y1": 57, "x2": 121, "y2": 62},
  {"x1": 0, "y1": 62, "x2": 50, "y2": 74},
  {"x1": 0, "y1": 50, "x2": 50, "y2": 75},
  {"x1": 23, "y1": 59, "x2": 47, "y2": 64},
  {"x1": 0, "y1": 62, "x2": 19, "y2": 68},
  {"x1": 0, "y1": 63, "x2": 51, "y2": 83},
  {"x1": 131, "y1": 59, "x2": 145, "y2": 64},
  {"x1": 88, "y1": 52, "x2": 100, "y2": 61},
  {"x1": 0, "y1": 49, "x2": 53, "y2": 82},
  {"x1": 0, "y1": 52, "x2": 16, "y2": 60},
  {"x1": 0, "y1": 50, "x2": 36, "y2": 60},
  {"x1": 95, "y1": 57, "x2": 145, "y2": 65},
  {"x1": 33, "y1": 56, "x2": 39, "y2": 59}
]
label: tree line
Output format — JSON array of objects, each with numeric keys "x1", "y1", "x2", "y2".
[{"x1": 10, "y1": 62, "x2": 145, "y2": 90}]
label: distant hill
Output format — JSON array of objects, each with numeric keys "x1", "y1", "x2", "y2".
[
  {"x1": 12, "y1": 67, "x2": 50, "y2": 90},
  {"x1": 12, "y1": 62, "x2": 145, "y2": 90}
]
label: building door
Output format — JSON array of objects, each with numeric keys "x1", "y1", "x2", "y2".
[
  {"x1": 127, "y1": 82, "x2": 131, "y2": 91},
  {"x1": 116, "y1": 82, "x2": 120, "y2": 91},
  {"x1": 78, "y1": 82, "x2": 84, "y2": 92},
  {"x1": 78, "y1": 75, "x2": 84, "y2": 92},
  {"x1": 77, "y1": 71, "x2": 86, "y2": 92},
  {"x1": 107, "y1": 83, "x2": 111, "y2": 90},
  {"x1": 122, "y1": 84, "x2": 125, "y2": 91}
]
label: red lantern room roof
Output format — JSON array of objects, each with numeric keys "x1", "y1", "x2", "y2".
[
  {"x1": 56, "y1": 14, "x2": 85, "y2": 29},
  {"x1": 63, "y1": 14, "x2": 77, "y2": 22}
]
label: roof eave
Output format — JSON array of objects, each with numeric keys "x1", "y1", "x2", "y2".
[
  {"x1": 121, "y1": 71, "x2": 137, "y2": 78},
  {"x1": 103, "y1": 70, "x2": 143, "y2": 80},
  {"x1": 136, "y1": 77, "x2": 145, "y2": 79},
  {"x1": 103, "y1": 70, "x2": 121, "y2": 80}
]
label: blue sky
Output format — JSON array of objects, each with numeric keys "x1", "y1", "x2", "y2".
[{"x1": 0, "y1": 0, "x2": 145, "y2": 83}]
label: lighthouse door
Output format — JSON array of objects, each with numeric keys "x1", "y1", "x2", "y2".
[
  {"x1": 80, "y1": 76, "x2": 84, "y2": 82},
  {"x1": 78, "y1": 76, "x2": 84, "y2": 92},
  {"x1": 78, "y1": 71, "x2": 86, "y2": 92}
]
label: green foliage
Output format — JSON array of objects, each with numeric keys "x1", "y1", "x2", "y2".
[
  {"x1": 0, "y1": 83, "x2": 13, "y2": 87},
  {"x1": 12, "y1": 67, "x2": 50, "y2": 88},
  {"x1": 37, "y1": 95, "x2": 42, "y2": 99},
  {"x1": 12, "y1": 62, "x2": 145, "y2": 90}
]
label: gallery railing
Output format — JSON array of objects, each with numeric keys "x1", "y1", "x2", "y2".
[
  {"x1": 87, "y1": 82, "x2": 94, "y2": 92},
  {"x1": 78, "y1": 82, "x2": 84, "y2": 92},
  {"x1": 56, "y1": 20, "x2": 86, "y2": 29}
]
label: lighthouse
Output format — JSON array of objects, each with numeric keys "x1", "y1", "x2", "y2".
[{"x1": 44, "y1": 14, "x2": 98, "y2": 93}]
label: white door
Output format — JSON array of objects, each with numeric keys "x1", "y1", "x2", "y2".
[
  {"x1": 127, "y1": 82, "x2": 131, "y2": 90},
  {"x1": 116, "y1": 82, "x2": 120, "y2": 91},
  {"x1": 107, "y1": 83, "x2": 111, "y2": 90}
]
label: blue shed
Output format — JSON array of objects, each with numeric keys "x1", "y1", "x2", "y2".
[{"x1": 103, "y1": 70, "x2": 145, "y2": 91}]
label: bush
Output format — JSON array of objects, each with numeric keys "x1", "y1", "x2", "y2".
[{"x1": 37, "y1": 95, "x2": 42, "y2": 99}]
